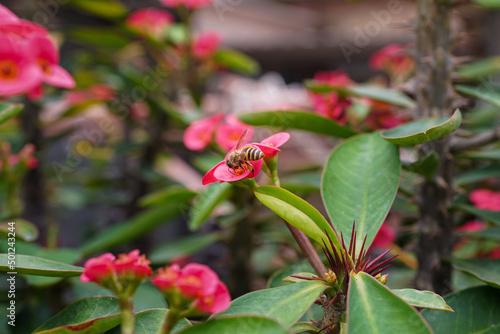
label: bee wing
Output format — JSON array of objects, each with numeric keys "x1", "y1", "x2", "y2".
[{"x1": 234, "y1": 128, "x2": 249, "y2": 151}]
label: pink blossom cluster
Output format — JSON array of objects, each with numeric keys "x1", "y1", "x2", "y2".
[
  {"x1": 192, "y1": 32, "x2": 221, "y2": 59},
  {"x1": 364, "y1": 100, "x2": 409, "y2": 130},
  {"x1": 126, "y1": 8, "x2": 174, "y2": 38},
  {"x1": 183, "y1": 113, "x2": 252, "y2": 151},
  {"x1": 469, "y1": 189, "x2": 500, "y2": 211},
  {"x1": 64, "y1": 84, "x2": 116, "y2": 106},
  {"x1": 202, "y1": 132, "x2": 289, "y2": 185},
  {"x1": 160, "y1": 0, "x2": 212, "y2": 10},
  {"x1": 0, "y1": 143, "x2": 38, "y2": 171},
  {"x1": 151, "y1": 263, "x2": 230, "y2": 314},
  {"x1": 369, "y1": 44, "x2": 415, "y2": 81},
  {"x1": 0, "y1": 4, "x2": 75, "y2": 98}
]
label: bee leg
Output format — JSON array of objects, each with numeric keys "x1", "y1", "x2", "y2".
[
  {"x1": 245, "y1": 162, "x2": 255, "y2": 177},
  {"x1": 228, "y1": 168, "x2": 236, "y2": 176}
]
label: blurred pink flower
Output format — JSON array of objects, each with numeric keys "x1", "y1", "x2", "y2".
[
  {"x1": 202, "y1": 155, "x2": 263, "y2": 185},
  {"x1": 194, "y1": 281, "x2": 231, "y2": 314},
  {"x1": 183, "y1": 113, "x2": 224, "y2": 151},
  {"x1": 310, "y1": 70, "x2": 353, "y2": 124},
  {"x1": 31, "y1": 35, "x2": 75, "y2": 89},
  {"x1": 470, "y1": 189, "x2": 500, "y2": 211},
  {"x1": 151, "y1": 264, "x2": 181, "y2": 291},
  {"x1": 0, "y1": 35, "x2": 42, "y2": 96},
  {"x1": 0, "y1": 4, "x2": 19, "y2": 24},
  {"x1": 80, "y1": 253, "x2": 116, "y2": 283},
  {"x1": 254, "y1": 132, "x2": 290, "y2": 158},
  {"x1": 126, "y1": 8, "x2": 174, "y2": 38},
  {"x1": 369, "y1": 44, "x2": 414, "y2": 81},
  {"x1": 161, "y1": 0, "x2": 212, "y2": 9},
  {"x1": 371, "y1": 223, "x2": 396, "y2": 249},
  {"x1": 455, "y1": 220, "x2": 486, "y2": 233},
  {"x1": 177, "y1": 263, "x2": 219, "y2": 298},
  {"x1": 215, "y1": 114, "x2": 253, "y2": 151},
  {"x1": 88, "y1": 83, "x2": 115, "y2": 101},
  {"x1": 364, "y1": 100, "x2": 409, "y2": 130},
  {"x1": 113, "y1": 249, "x2": 153, "y2": 279},
  {"x1": 0, "y1": 20, "x2": 47, "y2": 39},
  {"x1": 192, "y1": 31, "x2": 221, "y2": 60}
]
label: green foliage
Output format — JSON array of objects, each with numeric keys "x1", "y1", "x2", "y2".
[
  {"x1": 106, "y1": 309, "x2": 191, "y2": 334},
  {"x1": 453, "y1": 259, "x2": 500, "y2": 289},
  {"x1": 188, "y1": 183, "x2": 232, "y2": 231},
  {"x1": 214, "y1": 49, "x2": 260, "y2": 75},
  {"x1": 0, "y1": 103, "x2": 23, "y2": 127},
  {"x1": 0, "y1": 219, "x2": 38, "y2": 242},
  {"x1": 402, "y1": 151, "x2": 440, "y2": 181},
  {"x1": 177, "y1": 316, "x2": 288, "y2": 334},
  {"x1": 456, "y1": 85, "x2": 500, "y2": 107},
  {"x1": 0, "y1": 254, "x2": 82, "y2": 277},
  {"x1": 391, "y1": 289, "x2": 453, "y2": 311},
  {"x1": 67, "y1": 0, "x2": 128, "y2": 19},
  {"x1": 322, "y1": 133, "x2": 400, "y2": 254}
]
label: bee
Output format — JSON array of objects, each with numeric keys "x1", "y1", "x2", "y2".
[{"x1": 226, "y1": 129, "x2": 264, "y2": 176}]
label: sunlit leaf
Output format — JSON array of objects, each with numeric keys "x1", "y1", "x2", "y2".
[
  {"x1": 214, "y1": 48, "x2": 260, "y2": 75},
  {"x1": 0, "y1": 254, "x2": 82, "y2": 277},
  {"x1": 392, "y1": 288, "x2": 453, "y2": 311},
  {"x1": 68, "y1": 0, "x2": 128, "y2": 19},
  {"x1": 0, "y1": 103, "x2": 23, "y2": 126}
]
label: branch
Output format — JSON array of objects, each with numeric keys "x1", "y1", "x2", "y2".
[{"x1": 450, "y1": 127, "x2": 500, "y2": 153}]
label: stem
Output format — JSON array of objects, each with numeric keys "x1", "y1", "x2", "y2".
[
  {"x1": 119, "y1": 297, "x2": 135, "y2": 334},
  {"x1": 162, "y1": 309, "x2": 180, "y2": 334},
  {"x1": 414, "y1": 0, "x2": 454, "y2": 294}
]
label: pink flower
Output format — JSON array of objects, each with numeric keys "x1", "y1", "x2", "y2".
[
  {"x1": 113, "y1": 249, "x2": 153, "y2": 279},
  {"x1": 194, "y1": 281, "x2": 231, "y2": 314},
  {"x1": 88, "y1": 84, "x2": 115, "y2": 101},
  {"x1": 215, "y1": 115, "x2": 253, "y2": 151},
  {"x1": 310, "y1": 70, "x2": 353, "y2": 124},
  {"x1": 371, "y1": 223, "x2": 396, "y2": 249},
  {"x1": 126, "y1": 8, "x2": 174, "y2": 38},
  {"x1": 0, "y1": 4, "x2": 20, "y2": 24},
  {"x1": 80, "y1": 253, "x2": 116, "y2": 283},
  {"x1": 161, "y1": 0, "x2": 212, "y2": 9},
  {"x1": 192, "y1": 31, "x2": 221, "y2": 59},
  {"x1": 183, "y1": 113, "x2": 224, "y2": 151},
  {"x1": 0, "y1": 35, "x2": 42, "y2": 96},
  {"x1": 0, "y1": 20, "x2": 47, "y2": 39},
  {"x1": 151, "y1": 264, "x2": 181, "y2": 291},
  {"x1": 30, "y1": 35, "x2": 75, "y2": 89},
  {"x1": 177, "y1": 263, "x2": 219, "y2": 298},
  {"x1": 369, "y1": 44, "x2": 414, "y2": 81},
  {"x1": 455, "y1": 220, "x2": 486, "y2": 233},
  {"x1": 253, "y1": 132, "x2": 290, "y2": 158},
  {"x1": 470, "y1": 189, "x2": 500, "y2": 211},
  {"x1": 202, "y1": 154, "x2": 263, "y2": 185}
]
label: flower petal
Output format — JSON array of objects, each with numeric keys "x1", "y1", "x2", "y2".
[
  {"x1": 202, "y1": 161, "x2": 225, "y2": 185},
  {"x1": 44, "y1": 65, "x2": 76, "y2": 88},
  {"x1": 260, "y1": 132, "x2": 290, "y2": 148},
  {"x1": 253, "y1": 143, "x2": 280, "y2": 157}
]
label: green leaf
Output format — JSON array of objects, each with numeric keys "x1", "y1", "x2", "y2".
[
  {"x1": 453, "y1": 259, "x2": 500, "y2": 289},
  {"x1": 472, "y1": 0, "x2": 500, "y2": 10},
  {"x1": 454, "y1": 204, "x2": 500, "y2": 226},
  {"x1": 80, "y1": 201, "x2": 187, "y2": 256},
  {"x1": 456, "y1": 84, "x2": 500, "y2": 107},
  {"x1": 254, "y1": 186, "x2": 341, "y2": 251},
  {"x1": 457, "y1": 56, "x2": 500, "y2": 79},
  {"x1": 454, "y1": 165, "x2": 500, "y2": 186},
  {"x1": 459, "y1": 148, "x2": 500, "y2": 161},
  {"x1": 67, "y1": 0, "x2": 128, "y2": 19},
  {"x1": 178, "y1": 316, "x2": 288, "y2": 334},
  {"x1": 422, "y1": 286, "x2": 500, "y2": 333},
  {"x1": 0, "y1": 219, "x2": 38, "y2": 242},
  {"x1": 304, "y1": 82, "x2": 415, "y2": 108},
  {"x1": 463, "y1": 227, "x2": 500, "y2": 241},
  {"x1": 149, "y1": 233, "x2": 221, "y2": 265},
  {"x1": 322, "y1": 133, "x2": 400, "y2": 254},
  {"x1": 166, "y1": 24, "x2": 189, "y2": 45},
  {"x1": 70, "y1": 28, "x2": 129, "y2": 49},
  {"x1": 139, "y1": 186, "x2": 195, "y2": 208},
  {"x1": 348, "y1": 272, "x2": 432, "y2": 334},
  {"x1": 219, "y1": 281, "x2": 327, "y2": 328},
  {"x1": 214, "y1": 48, "x2": 260, "y2": 75},
  {"x1": 0, "y1": 254, "x2": 82, "y2": 277},
  {"x1": 0, "y1": 103, "x2": 23, "y2": 126},
  {"x1": 238, "y1": 111, "x2": 357, "y2": 138},
  {"x1": 392, "y1": 288, "x2": 453, "y2": 311},
  {"x1": 33, "y1": 296, "x2": 121, "y2": 333},
  {"x1": 268, "y1": 260, "x2": 315, "y2": 288},
  {"x1": 188, "y1": 183, "x2": 232, "y2": 231},
  {"x1": 381, "y1": 109, "x2": 462, "y2": 146},
  {"x1": 106, "y1": 308, "x2": 191, "y2": 334},
  {"x1": 402, "y1": 151, "x2": 440, "y2": 181}
]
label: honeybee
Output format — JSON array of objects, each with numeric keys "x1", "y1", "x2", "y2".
[{"x1": 226, "y1": 129, "x2": 264, "y2": 176}]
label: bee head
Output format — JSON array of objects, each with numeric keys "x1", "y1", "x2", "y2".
[{"x1": 226, "y1": 160, "x2": 233, "y2": 168}]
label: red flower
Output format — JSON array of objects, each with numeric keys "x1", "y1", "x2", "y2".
[
  {"x1": 194, "y1": 281, "x2": 231, "y2": 314},
  {"x1": 183, "y1": 113, "x2": 224, "y2": 151},
  {"x1": 151, "y1": 264, "x2": 181, "y2": 291},
  {"x1": 113, "y1": 249, "x2": 153, "y2": 278},
  {"x1": 126, "y1": 8, "x2": 174, "y2": 38},
  {"x1": 455, "y1": 220, "x2": 486, "y2": 233},
  {"x1": 369, "y1": 44, "x2": 414, "y2": 81},
  {"x1": 253, "y1": 132, "x2": 290, "y2": 158},
  {"x1": 202, "y1": 153, "x2": 263, "y2": 185},
  {"x1": 470, "y1": 189, "x2": 500, "y2": 211},
  {"x1": 215, "y1": 114, "x2": 253, "y2": 151},
  {"x1": 364, "y1": 100, "x2": 409, "y2": 130},
  {"x1": 192, "y1": 31, "x2": 221, "y2": 59},
  {"x1": 177, "y1": 263, "x2": 219, "y2": 298},
  {"x1": 0, "y1": 4, "x2": 19, "y2": 24},
  {"x1": 161, "y1": 0, "x2": 212, "y2": 10},
  {"x1": 80, "y1": 253, "x2": 116, "y2": 283},
  {"x1": 371, "y1": 223, "x2": 396, "y2": 249}
]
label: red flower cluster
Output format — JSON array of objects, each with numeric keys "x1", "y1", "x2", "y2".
[
  {"x1": 0, "y1": 4, "x2": 75, "y2": 98},
  {"x1": 64, "y1": 83, "x2": 116, "y2": 106},
  {"x1": 80, "y1": 250, "x2": 152, "y2": 285},
  {"x1": 183, "y1": 113, "x2": 253, "y2": 151},
  {"x1": 0, "y1": 143, "x2": 38, "y2": 171},
  {"x1": 469, "y1": 189, "x2": 500, "y2": 211},
  {"x1": 364, "y1": 100, "x2": 409, "y2": 130},
  {"x1": 310, "y1": 70, "x2": 353, "y2": 124},
  {"x1": 160, "y1": 0, "x2": 212, "y2": 10},
  {"x1": 192, "y1": 32, "x2": 221, "y2": 60},
  {"x1": 202, "y1": 132, "x2": 289, "y2": 185},
  {"x1": 152, "y1": 263, "x2": 230, "y2": 314},
  {"x1": 369, "y1": 44, "x2": 414, "y2": 82},
  {"x1": 126, "y1": 8, "x2": 174, "y2": 38}
]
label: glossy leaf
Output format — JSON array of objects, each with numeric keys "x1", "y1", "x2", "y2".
[
  {"x1": 456, "y1": 84, "x2": 500, "y2": 107},
  {"x1": 402, "y1": 151, "x2": 440, "y2": 181},
  {"x1": 149, "y1": 233, "x2": 221, "y2": 265},
  {"x1": 0, "y1": 103, "x2": 23, "y2": 126},
  {"x1": 238, "y1": 110, "x2": 357, "y2": 138},
  {"x1": 459, "y1": 148, "x2": 500, "y2": 161},
  {"x1": 254, "y1": 186, "x2": 341, "y2": 251},
  {"x1": 422, "y1": 286, "x2": 500, "y2": 333},
  {"x1": 188, "y1": 183, "x2": 232, "y2": 231},
  {"x1": 322, "y1": 133, "x2": 400, "y2": 254},
  {"x1": 348, "y1": 272, "x2": 432, "y2": 334},
  {"x1": 455, "y1": 204, "x2": 500, "y2": 226},
  {"x1": 290, "y1": 322, "x2": 321, "y2": 334},
  {"x1": 473, "y1": 0, "x2": 500, "y2": 9},
  {"x1": 463, "y1": 227, "x2": 500, "y2": 241},
  {"x1": 457, "y1": 56, "x2": 500, "y2": 79},
  {"x1": 68, "y1": 0, "x2": 128, "y2": 19},
  {"x1": 33, "y1": 296, "x2": 121, "y2": 333},
  {"x1": 106, "y1": 309, "x2": 191, "y2": 334},
  {"x1": 381, "y1": 109, "x2": 462, "y2": 146},
  {"x1": 139, "y1": 186, "x2": 195, "y2": 208},
  {"x1": 178, "y1": 316, "x2": 288, "y2": 334},
  {"x1": 453, "y1": 259, "x2": 500, "y2": 289},
  {"x1": 0, "y1": 219, "x2": 38, "y2": 242},
  {"x1": 70, "y1": 28, "x2": 129, "y2": 49},
  {"x1": 219, "y1": 281, "x2": 327, "y2": 328},
  {"x1": 214, "y1": 48, "x2": 260, "y2": 75},
  {"x1": 392, "y1": 289, "x2": 453, "y2": 311},
  {"x1": 80, "y1": 201, "x2": 186, "y2": 256},
  {"x1": 268, "y1": 260, "x2": 315, "y2": 288},
  {"x1": 454, "y1": 165, "x2": 500, "y2": 186},
  {"x1": 0, "y1": 254, "x2": 82, "y2": 277}
]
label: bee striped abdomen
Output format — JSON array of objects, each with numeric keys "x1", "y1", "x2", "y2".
[{"x1": 242, "y1": 146, "x2": 264, "y2": 161}]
